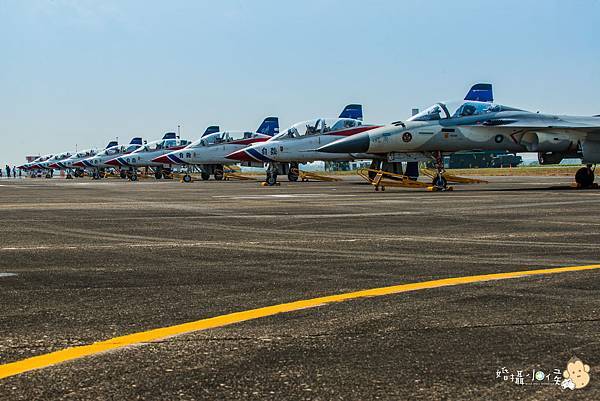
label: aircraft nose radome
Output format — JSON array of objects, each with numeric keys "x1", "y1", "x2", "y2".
[
  {"x1": 152, "y1": 155, "x2": 171, "y2": 164},
  {"x1": 105, "y1": 158, "x2": 121, "y2": 166},
  {"x1": 317, "y1": 133, "x2": 370, "y2": 153},
  {"x1": 225, "y1": 149, "x2": 253, "y2": 162}
]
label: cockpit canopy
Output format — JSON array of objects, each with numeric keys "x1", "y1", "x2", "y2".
[
  {"x1": 273, "y1": 118, "x2": 363, "y2": 141},
  {"x1": 74, "y1": 149, "x2": 97, "y2": 158},
  {"x1": 133, "y1": 138, "x2": 190, "y2": 153},
  {"x1": 408, "y1": 101, "x2": 524, "y2": 122},
  {"x1": 188, "y1": 131, "x2": 258, "y2": 148},
  {"x1": 97, "y1": 145, "x2": 126, "y2": 157},
  {"x1": 52, "y1": 152, "x2": 72, "y2": 160}
]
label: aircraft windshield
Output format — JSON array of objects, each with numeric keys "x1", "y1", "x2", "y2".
[
  {"x1": 97, "y1": 146, "x2": 123, "y2": 156},
  {"x1": 189, "y1": 131, "x2": 256, "y2": 148},
  {"x1": 274, "y1": 118, "x2": 362, "y2": 140},
  {"x1": 409, "y1": 101, "x2": 525, "y2": 122},
  {"x1": 408, "y1": 104, "x2": 447, "y2": 121},
  {"x1": 75, "y1": 149, "x2": 96, "y2": 158}
]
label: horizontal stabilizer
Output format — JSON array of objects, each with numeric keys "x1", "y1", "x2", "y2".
[
  {"x1": 465, "y1": 83, "x2": 493, "y2": 102},
  {"x1": 339, "y1": 104, "x2": 363, "y2": 121},
  {"x1": 202, "y1": 126, "x2": 220, "y2": 137},
  {"x1": 129, "y1": 137, "x2": 143, "y2": 145},
  {"x1": 105, "y1": 140, "x2": 118, "y2": 149},
  {"x1": 257, "y1": 117, "x2": 279, "y2": 136},
  {"x1": 162, "y1": 132, "x2": 177, "y2": 140}
]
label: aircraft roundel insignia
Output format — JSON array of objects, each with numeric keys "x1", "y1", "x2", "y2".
[
  {"x1": 494, "y1": 135, "x2": 504, "y2": 143},
  {"x1": 402, "y1": 132, "x2": 412, "y2": 143}
]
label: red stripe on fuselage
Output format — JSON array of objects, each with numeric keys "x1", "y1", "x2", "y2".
[
  {"x1": 323, "y1": 125, "x2": 382, "y2": 137},
  {"x1": 228, "y1": 137, "x2": 270, "y2": 146}
]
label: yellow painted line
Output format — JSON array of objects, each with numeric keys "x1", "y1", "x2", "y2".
[{"x1": 1, "y1": 264, "x2": 599, "y2": 380}]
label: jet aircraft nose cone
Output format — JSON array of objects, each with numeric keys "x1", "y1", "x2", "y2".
[
  {"x1": 225, "y1": 149, "x2": 253, "y2": 162},
  {"x1": 317, "y1": 132, "x2": 370, "y2": 153},
  {"x1": 152, "y1": 155, "x2": 171, "y2": 164},
  {"x1": 105, "y1": 158, "x2": 121, "y2": 166}
]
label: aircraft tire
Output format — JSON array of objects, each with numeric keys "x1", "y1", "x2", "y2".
[
  {"x1": 432, "y1": 175, "x2": 447, "y2": 190},
  {"x1": 575, "y1": 167, "x2": 594, "y2": 188},
  {"x1": 182, "y1": 174, "x2": 192, "y2": 183},
  {"x1": 214, "y1": 169, "x2": 224, "y2": 181},
  {"x1": 130, "y1": 174, "x2": 138, "y2": 182},
  {"x1": 201, "y1": 172, "x2": 210, "y2": 181},
  {"x1": 120, "y1": 171, "x2": 127, "y2": 179},
  {"x1": 266, "y1": 173, "x2": 278, "y2": 186},
  {"x1": 154, "y1": 171, "x2": 163, "y2": 179}
]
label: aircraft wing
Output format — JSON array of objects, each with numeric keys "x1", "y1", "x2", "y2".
[{"x1": 465, "y1": 116, "x2": 600, "y2": 135}]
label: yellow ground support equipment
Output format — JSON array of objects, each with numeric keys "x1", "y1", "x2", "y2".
[
  {"x1": 298, "y1": 171, "x2": 342, "y2": 182},
  {"x1": 357, "y1": 168, "x2": 433, "y2": 191},
  {"x1": 420, "y1": 168, "x2": 488, "y2": 184},
  {"x1": 224, "y1": 172, "x2": 256, "y2": 181}
]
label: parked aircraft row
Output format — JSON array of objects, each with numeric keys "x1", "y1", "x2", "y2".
[{"x1": 20, "y1": 83, "x2": 600, "y2": 190}]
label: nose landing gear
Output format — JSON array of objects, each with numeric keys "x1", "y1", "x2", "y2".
[{"x1": 432, "y1": 151, "x2": 450, "y2": 191}]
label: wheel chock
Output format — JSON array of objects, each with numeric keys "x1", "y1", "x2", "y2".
[{"x1": 260, "y1": 182, "x2": 281, "y2": 187}]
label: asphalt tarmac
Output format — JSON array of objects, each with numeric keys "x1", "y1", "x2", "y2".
[{"x1": 0, "y1": 175, "x2": 599, "y2": 400}]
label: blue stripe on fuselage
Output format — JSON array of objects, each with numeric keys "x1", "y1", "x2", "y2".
[{"x1": 247, "y1": 147, "x2": 272, "y2": 162}]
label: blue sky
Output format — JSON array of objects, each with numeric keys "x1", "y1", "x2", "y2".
[{"x1": 1, "y1": 0, "x2": 599, "y2": 164}]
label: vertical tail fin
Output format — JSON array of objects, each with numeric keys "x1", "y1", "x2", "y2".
[
  {"x1": 257, "y1": 117, "x2": 279, "y2": 136},
  {"x1": 162, "y1": 132, "x2": 177, "y2": 140},
  {"x1": 105, "y1": 141, "x2": 118, "y2": 149},
  {"x1": 464, "y1": 83, "x2": 493, "y2": 102},
  {"x1": 129, "y1": 137, "x2": 143, "y2": 145},
  {"x1": 201, "y1": 126, "x2": 220, "y2": 137},
  {"x1": 339, "y1": 104, "x2": 363, "y2": 120}
]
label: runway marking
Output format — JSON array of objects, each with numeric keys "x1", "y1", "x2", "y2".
[
  {"x1": 0, "y1": 264, "x2": 599, "y2": 380},
  {"x1": 0, "y1": 273, "x2": 17, "y2": 277}
]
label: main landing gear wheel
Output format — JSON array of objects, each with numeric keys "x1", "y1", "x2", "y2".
[
  {"x1": 288, "y1": 163, "x2": 299, "y2": 182},
  {"x1": 66, "y1": 173, "x2": 73, "y2": 180},
  {"x1": 154, "y1": 171, "x2": 163, "y2": 179},
  {"x1": 432, "y1": 175, "x2": 448, "y2": 191},
  {"x1": 120, "y1": 171, "x2": 127, "y2": 179},
  {"x1": 182, "y1": 174, "x2": 192, "y2": 183},
  {"x1": 214, "y1": 169, "x2": 224, "y2": 181},
  {"x1": 201, "y1": 172, "x2": 210, "y2": 181},
  {"x1": 130, "y1": 174, "x2": 138, "y2": 182},
  {"x1": 575, "y1": 166, "x2": 595, "y2": 188},
  {"x1": 92, "y1": 172, "x2": 101, "y2": 180},
  {"x1": 266, "y1": 172, "x2": 278, "y2": 186}
]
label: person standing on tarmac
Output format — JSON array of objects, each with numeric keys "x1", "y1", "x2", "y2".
[
  {"x1": 5, "y1": 165, "x2": 10, "y2": 178},
  {"x1": 12, "y1": 167, "x2": 16, "y2": 178}
]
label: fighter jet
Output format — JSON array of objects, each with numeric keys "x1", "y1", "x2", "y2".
[
  {"x1": 32, "y1": 152, "x2": 72, "y2": 178},
  {"x1": 152, "y1": 118, "x2": 279, "y2": 181},
  {"x1": 72, "y1": 137, "x2": 143, "y2": 179},
  {"x1": 225, "y1": 105, "x2": 383, "y2": 185},
  {"x1": 105, "y1": 132, "x2": 190, "y2": 180},
  {"x1": 19, "y1": 154, "x2": 54, "y2": 176},
  {"x1": 48, "y1": 141, "x2": 118, "y2": 178},
  {"x1": 318, "y1": 83, "x2": 600, "y2": 190}
]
